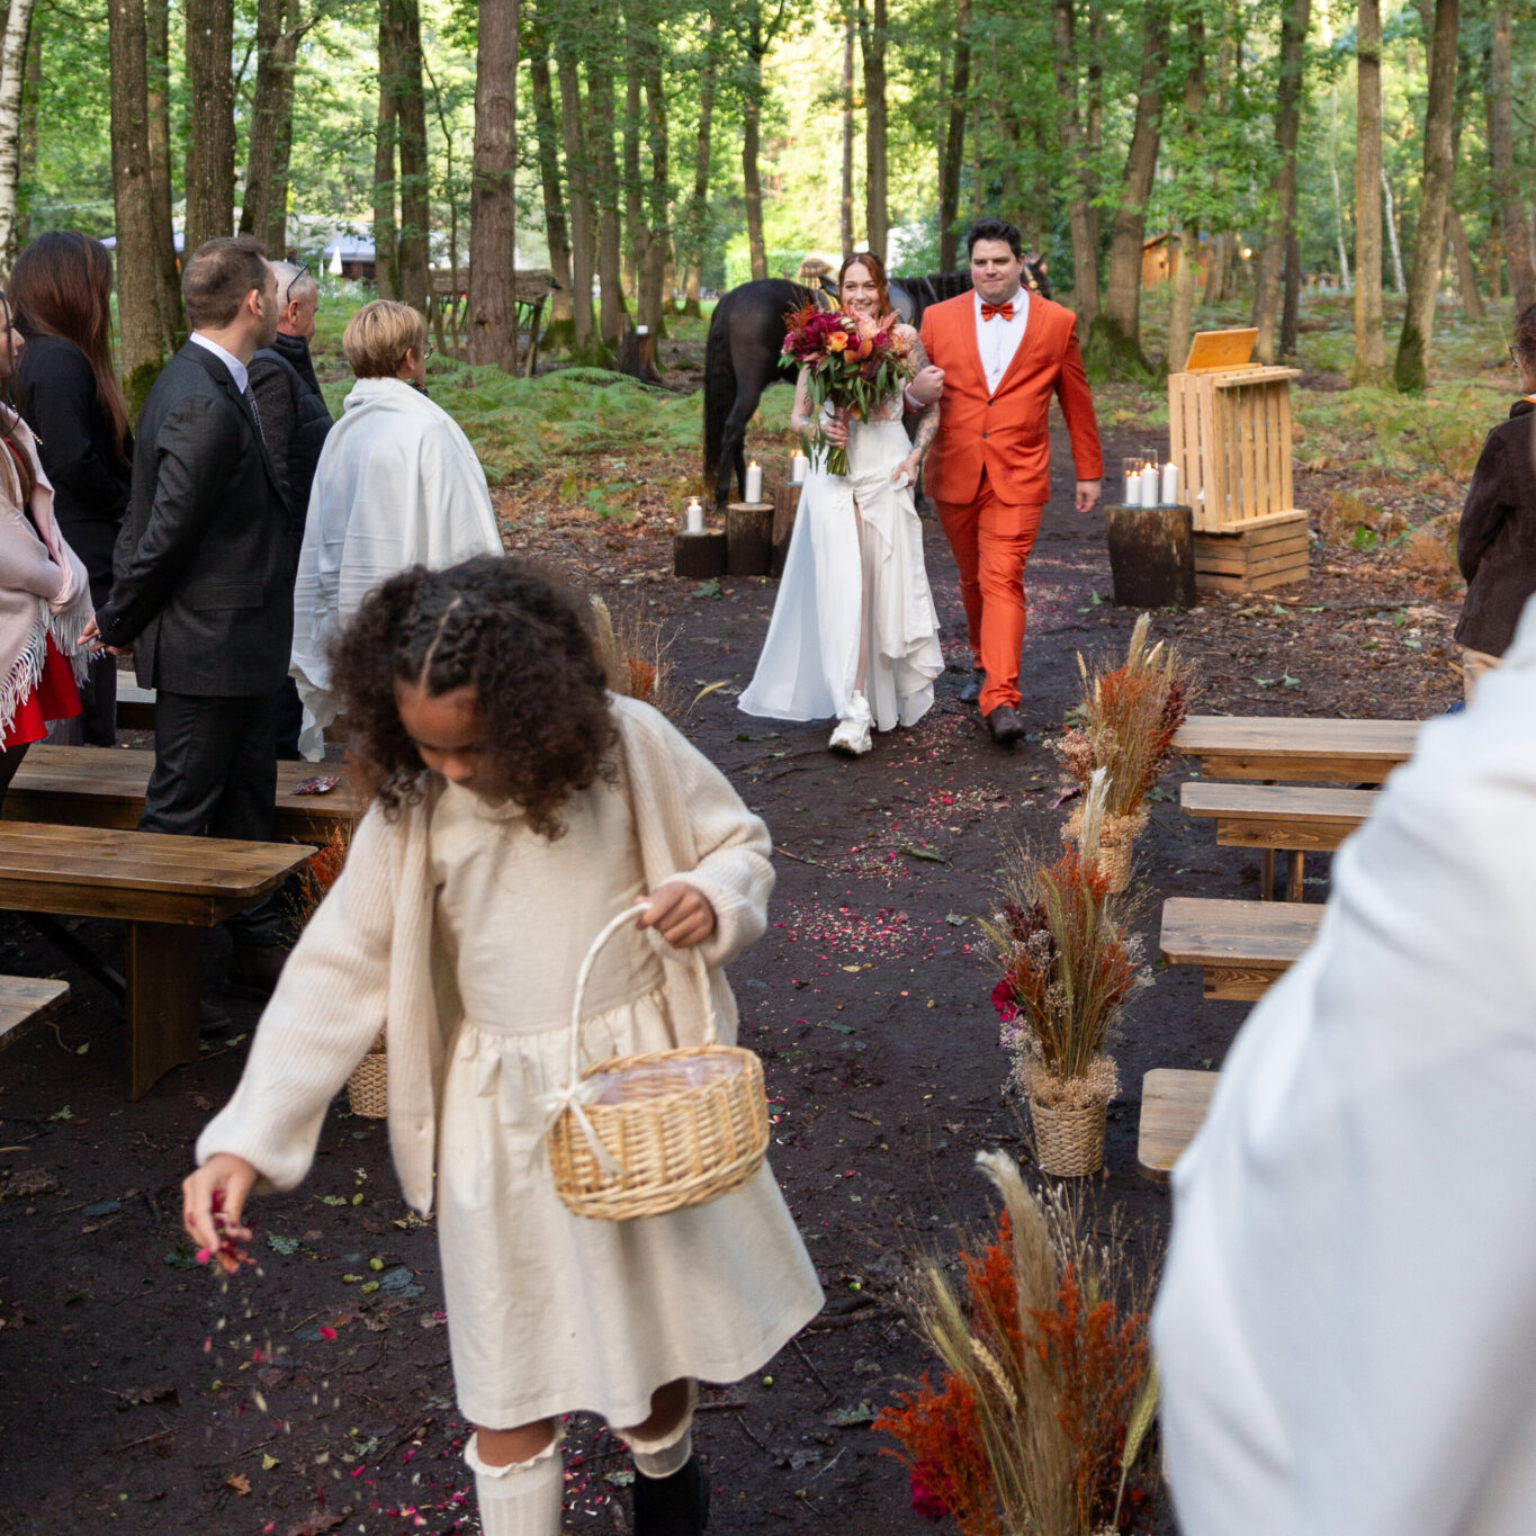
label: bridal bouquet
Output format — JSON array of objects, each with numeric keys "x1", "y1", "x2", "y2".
[{"x1": 780, "y1": 302, "x2": 915, "y2": 477}]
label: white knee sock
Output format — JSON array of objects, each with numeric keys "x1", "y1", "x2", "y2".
[
  {"x1": 465, "y1": 1431, "x2": 564, "y2": 1536},
  {"x1": 627, "y1": 1382, "x2": 698, "y2": 1481}
]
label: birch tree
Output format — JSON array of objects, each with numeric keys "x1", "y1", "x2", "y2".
[{"x1": 0, "y1": 0, "x2": 36, "y2": 281}]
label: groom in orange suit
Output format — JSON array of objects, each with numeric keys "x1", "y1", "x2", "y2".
[{"x1": 909, "y1": 217, "x2": 1103, "y2": 745}]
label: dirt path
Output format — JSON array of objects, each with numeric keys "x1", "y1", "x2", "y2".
[{"x1": 0, "y1": 420, "x2": 1460, "y2": 1534}]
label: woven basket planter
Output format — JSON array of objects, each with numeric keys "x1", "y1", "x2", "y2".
[
  {"x1": 1028, "y1": 1096, "x2": 1109, "y2": 1178},
  {"x1": 1065, "y1": 805, "x2": 1148, "y2": 895},
  {"x1": 546, "y1": 906, "x2": 770, "y2": 1221},
  {"x1": 346, "y1": 1032, "x2": 388, "y2": 1119}
]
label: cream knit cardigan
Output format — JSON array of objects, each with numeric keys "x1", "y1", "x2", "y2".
[{"x1": 198, "y1": 696, "x2": 774, "y2": 1214}]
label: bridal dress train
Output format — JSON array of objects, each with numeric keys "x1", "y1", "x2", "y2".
[{"x1": 738, "y1": 401, "x2": 944, "y2": 749}]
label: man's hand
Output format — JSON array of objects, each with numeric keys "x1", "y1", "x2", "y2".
[
  {"x1": 637, "y1": 881, "x2": 718, "y2": 950},
  {"x1": 1075, "y1": 480, "x2": 1103, "y2": 515},
  {"x1": 79, "y1": 616, "x2": 129, "y2": 658},
  {"x1": 907, "y1": 366, "x2": 945, "y2": 408}
]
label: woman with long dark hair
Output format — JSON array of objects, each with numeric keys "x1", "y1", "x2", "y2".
[{"x1": 10, "y1": 230, "x2": 131, "y2": 745}]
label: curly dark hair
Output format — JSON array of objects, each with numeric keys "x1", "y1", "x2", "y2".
[{"x1": 331, "y1": 556, "x2": 618, "y2": 838}]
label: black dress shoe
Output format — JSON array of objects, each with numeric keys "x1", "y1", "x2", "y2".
[
  {"x1": 633, "y1": 1455, "x2": 711, "y2": 1535},
  {"x1": 227, "y1": 943, "x2": 288, "y2": 996},
  {"x1": 985, "y1": 705, "x2": 1026, "y2": 746},
  {"x1": 959, "y1": 679, "x2": 982, "y2": 705}
]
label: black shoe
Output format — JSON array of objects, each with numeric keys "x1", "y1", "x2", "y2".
[
  {"x1": 226, "y1": 943, "x2": 287, "y2": 996},
  {"x1": 199, "y1": 998, "x2": 233, "y2": 1037},
  {"x1": 985, "y1": 705, "x2": 1026, "y2": 746},
  {"x1": 959, "y1": 679, "x2": 982, "y2": 706},
  {"x1": 633, "y1": 1455, "x2": 710, "y2": 1535}
]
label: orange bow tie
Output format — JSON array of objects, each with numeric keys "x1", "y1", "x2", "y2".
[{"x1": 980, "y1": 301, "x2": 1015, "y2": 321}]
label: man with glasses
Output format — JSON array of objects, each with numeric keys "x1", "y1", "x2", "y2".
[{"x1": 250, "y1": 260, "x2": 333, "y2": 757}]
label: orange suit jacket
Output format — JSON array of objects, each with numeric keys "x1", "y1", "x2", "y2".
[{"x1": 918, "y1": 292, "x2": 1104, "y2": 508}]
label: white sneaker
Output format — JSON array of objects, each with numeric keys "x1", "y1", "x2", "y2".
[{"x1": 829, "y1": 692, "x2": 873, "y2": 756}]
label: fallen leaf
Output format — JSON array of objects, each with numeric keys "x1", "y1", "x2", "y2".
[
  {"x1": 261, "y1": 1452, "x2": 280, "y2": 1471},
  {"x1": 226, "y1": 1473, "x2": 251, "y2": 1496},
  {"x1": 113, "y1": 1385, "x2": 177, "y2": 1410}
]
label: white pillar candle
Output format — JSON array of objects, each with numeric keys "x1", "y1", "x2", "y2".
[
  {"x1": 1161, "y1": 461, "x2": 1179, "y2": 505},
  {"x1": 790, "y1": 450, "x2": 808, "y2": 485},
  {"x1": 1124, "y1": 466, "x2": 1142, "y2": 506},
  {"x1": 685, "y1": 496, "x2": 705, "y2": 535},
  {"x1": 1139, "y1": 464, "x2": 1160, "y2": 506},
  {"x1": 744, "y1": 460, "x2": 763, "y2": 502}
]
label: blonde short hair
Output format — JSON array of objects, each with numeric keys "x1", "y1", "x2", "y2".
[{"x1": 343, "y1": 299, "x2": 428, "y2": 379}]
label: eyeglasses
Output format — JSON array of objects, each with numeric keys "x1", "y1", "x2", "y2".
[{"x1": 285, "y1": 260, "x2": 311, "y2": 305}]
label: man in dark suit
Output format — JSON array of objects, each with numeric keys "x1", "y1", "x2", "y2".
[{"x1": 83, "y1": 237, "x2": 293, "y2": 992}]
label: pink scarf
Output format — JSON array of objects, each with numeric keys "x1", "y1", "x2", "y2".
[{"x1": 0, "y1": 410, "x2": 92, "y2": 738}]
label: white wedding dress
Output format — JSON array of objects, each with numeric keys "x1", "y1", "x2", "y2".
[{"x1": 739, "y1": 396, "x2": 943, "y2": 736}]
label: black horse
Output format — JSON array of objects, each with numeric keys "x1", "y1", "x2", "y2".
[{"x1": 702, "y1": 260, "x2": 1050, "y2": 506}]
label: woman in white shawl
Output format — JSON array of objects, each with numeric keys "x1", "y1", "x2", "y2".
[
  {"x1": 0, "y1": 291, "x2": 91, "y2": 796},
  {"x1": 290, "y1": 299, "x2": 502, "y2": 758}
]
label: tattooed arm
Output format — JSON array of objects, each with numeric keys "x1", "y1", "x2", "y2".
[{"x1": 894, "y1": 329, "x2": 941, "y2": 486}]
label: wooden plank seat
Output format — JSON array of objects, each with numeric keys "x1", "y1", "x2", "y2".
[
  {"x1": 0, "y1": 975, "x2": 69, "y2": 1052},
  {"x1": 5, "y1": 745, "x2": 359, "y2": 843},
  {"x1": 1160, "y1": 895, "x2": 1323, "y2": 1000},
  {"x1": 1173, "y1": 715, "x2": 1419, "y2": 785},
  {"x1": 1138, "y1": 1068, "x2": 1219, "y2": 1182},
  {"x1": 0, "y1": 824, "x2": 313, "y2": 1099}
]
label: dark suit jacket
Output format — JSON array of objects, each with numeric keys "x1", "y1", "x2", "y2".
[
  {"x1": 16, "y1": 332, "x2": 132, "y2": 598},
  {"x1": 249, "y1": 342, "x2": 332, "y2": 547},
  {"x1": 1455, "y1": 398, "x2": 1536, "y2": 657},
  {"x1": 96, "y1": 341, "x2": 294, "y2": 697}
]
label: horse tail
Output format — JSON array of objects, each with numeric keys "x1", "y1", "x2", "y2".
[{"x1": 702, "y1": 294, "x2": 735, "y2": 492}]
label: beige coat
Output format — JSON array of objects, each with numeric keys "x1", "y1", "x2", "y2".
[{"x1": 198, "y1": 696, "x2": 775, "y2": 1213}]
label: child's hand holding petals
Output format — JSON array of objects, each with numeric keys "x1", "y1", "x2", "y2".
[{"x1": 637, "y1": 881, "x2": 717, "y2": 949}]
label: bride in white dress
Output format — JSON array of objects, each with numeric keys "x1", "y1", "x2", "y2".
[{"x1": 738, "y1": 253, "x2": 945, "y2": 756}]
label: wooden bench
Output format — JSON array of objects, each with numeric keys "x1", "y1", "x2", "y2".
[
  {"x1": 1180, "y1": 780, "x2": 1376, "y2": 899},
  {"x1": 0, "y1": 824, "x2": 313, "y2": 1099},
  {"x1": 1160, "y1": 895, "x2": 1323, "y2": 1000},
  {"x1": 5, "y1": 746, "x2": 359, "y2": 843},
  {"x1": 116, "y1": 681, "x2": 156, "y2": 732},
  {"x1": 1138, "y1": 1068, "x2": 1219, "y2": 1182},
  {"x1": 0, "y1": 975, "x2": 69, "y2": 1051},
  {"x1": 1173, "y1": 715, "x2": 1419, "y2": 785}
]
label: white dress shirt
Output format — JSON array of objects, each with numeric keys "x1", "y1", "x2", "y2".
[
  {"x1": 974, "y1": 286, "x2": 1028, "y2": 394},
  {"x1": 190, "y1": 331, "x2": 250, "y2": 394}
]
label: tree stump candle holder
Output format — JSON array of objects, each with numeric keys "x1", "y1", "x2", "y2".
[
  {"x1": 726, "y1": 501, "x2": 775, "y2": 577},
  {"x1": 1106, "y1": 503, "x2": 1198, "y2": 609},
  {"x1": 673, "y1": 528, "x2": 728, "y2": 580},
  {"x1": 770, "y1": 483, "x2": 801, "y2": 577}
]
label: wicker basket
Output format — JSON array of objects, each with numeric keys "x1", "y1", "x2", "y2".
[
  {"x1": 346, "y1": 1032, "x2": 388, "y2": 1119},
  {"x1": 545, "y1": 905, "x2": 770, "y2": 1221},
  {"x1": 1066, "y1": 805, "x2": 1147, "y2": 895},
  {"x1": 1028, "y1": 1096, "x2": 1109, "y2": 1178}
]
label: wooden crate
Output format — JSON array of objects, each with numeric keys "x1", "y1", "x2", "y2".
[
  {"x1": 1192, "y1": 508, "x2": 1309, "y2": 593},
  {"x1": 1168, "y1": 329, "x2": 1304, "y2": 550}
]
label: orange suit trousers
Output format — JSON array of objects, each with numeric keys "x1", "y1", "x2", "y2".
[{"x1": 936, "y1": 477, "x2": 1044, "y2": 716}]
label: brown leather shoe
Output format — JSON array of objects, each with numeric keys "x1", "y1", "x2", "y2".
[
  {"x1": 985, "y1": 704, "x2": 1026, "y2": 746},
  {"x1": 227, "y1": 943, "x2": 288, "y2": 996}
]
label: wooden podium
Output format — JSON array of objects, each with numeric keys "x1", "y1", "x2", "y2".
[{"x1": 1168, "y1": 329, "x2": 1309, "y2": 593}]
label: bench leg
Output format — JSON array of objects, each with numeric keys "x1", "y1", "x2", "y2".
[
  {"x1": 1286, "y1": 852, "x2": 1306, "y2": 902},
  {"x1": 124, "y1": 923, "x2": 202, "y2": 1101},
  {"x1": 1260, "y1": 849, "x2": 1276, "y2": 900}
]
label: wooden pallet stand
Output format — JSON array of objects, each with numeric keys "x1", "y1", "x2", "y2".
[
  {"x1": 1192, "y1": 509, "x2": 1310, "y2": 593},
  {"x1": 1169, "y1": 328, "x2": 1309, "y2": 594}
]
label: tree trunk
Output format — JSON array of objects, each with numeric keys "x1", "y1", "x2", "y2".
[
  {"x1": 1328, "y1": 85, "x2": 1352, "y2": 290},
  {"x1": 937, "y1": 0, "x2": 970, "y2": 272},
  {"x1": 145, "y1": 0, "x2": 181, "y2": 347},
  {"x1": 681, "y1": 33, "x2": 715, "y2": 317},
  {"x1": 16, "y1": 14, "x2": 37, "y2": 242},
  {"x1": 467, "y1": 0, "x2": 518, "y2": 370},
  {"x1": 239, "y1": 0, "x2": 299, "y2": 253},
  {"x1": 1281, "y1": 224, "x2": 1301, "y2": 355},
  {"x1": 263, "y1": 0, "x2": 298, "y2": 255},
  {"x1": 391, "y1": 0, "x2": 430, "y2": 312},
  {"x1": 108, "y1": 0, "x2": 164, "y2": 408},
  {"x1": 1382, "y1": 167, "x2": 1406, "y2": 293},
  {"x1": 1393, "y1": 0, "x2": 1457, "y2": 392},
  {"x1": 743, "y1": 10, "x2": 767, "y2": 282},
  {"x1": 589, "y1": 61, "x2": 624, "y2": 343},
  {"x1": 623, "y1": 54, "x2": 641, "y2": 299},
  {"x1": 860, "y1": 0, "x2": 888, "y2": 264},
  {"x1": 556, "y1": 46, "x2": 596, "y2": 347},
  {"x1": 1166, "y1": 11, "x2": 1205, "y2": 375},
  {"x1": 1446, "y1": 207, "x2": 1483, "y2": 319},
  {"x1": 1051, "y1": 0, "x2": 1098, "y2": 325},
  {"x1": 638, "y1": 38, "x2": 667, "y2": 340},
  {"x1": 0, "y1": 0, "x2": 37, "y2": 280},
  {"x1": 1085, "y1": 0, "x2": 1103, "y2": 258},
  {"x1": 373, "y1": 70, "x2": 398, "y2": 298},
  {"x1": 1353, "y1": 0, "x2": 1385, "y2": 382},
  {"x1": 1489, "y1": 0, "x2": 1533, "y2": 310},
  {"x1": 184, "y1": 0, "x2": 235, "y2": 253},
  {"x1": 1251, "y1": 0, "x2": 1311, "y2": 364},
  {"x1": 839, "y1": 13, "x2": 854, "y2": 258},
  {"x1": 527, "y1": 28, "x2": 572, "y2": 322},
  {"x1": 1094, "y1": 0, "x2": 1168, "y2": 368}
]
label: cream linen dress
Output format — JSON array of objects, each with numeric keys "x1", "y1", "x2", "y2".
[{"x1": 430, "y1": 775, "x2": 823, "y2": 1430}]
